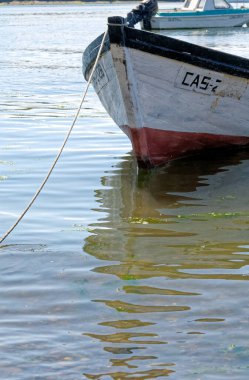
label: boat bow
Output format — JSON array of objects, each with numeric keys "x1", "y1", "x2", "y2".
[{"x1": 83, "y1": 17, "x2": 249, "y2": 168}]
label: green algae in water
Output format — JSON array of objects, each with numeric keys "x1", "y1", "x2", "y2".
[
  {"x1": 177, "y1": 211, "x2": 249, "y2": 220},
  {"x1": 128, "y1": 217, "x2": 168, "y2": 224},
  {"x1": 0, "y1": 160, "x2": 13, "y2": 165}
]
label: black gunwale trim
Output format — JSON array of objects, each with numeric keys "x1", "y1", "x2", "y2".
[
  {"x1": 82, "y1": 23, "x2": 249, "y2": 80},
  {"x1": 109, "y1": 24, "x2": 249, "y2": 79}
]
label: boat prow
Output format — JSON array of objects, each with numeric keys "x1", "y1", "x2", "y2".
[{"x1": 83, "y1": 17, "x2": 249, "y2": 168}]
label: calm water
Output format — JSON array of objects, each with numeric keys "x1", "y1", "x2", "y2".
[{"x1": 1, "y1": 3, "x2": 249, "y2": 379}]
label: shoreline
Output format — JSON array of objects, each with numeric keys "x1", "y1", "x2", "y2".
[
  {"x1": 0, "y1": 0, "x2": 146, "y2": 4},
  {"x1": 0, "y1": 0, "x2": 183, "y2": 5}
]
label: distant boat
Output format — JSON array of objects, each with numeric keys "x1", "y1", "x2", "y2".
[
  {"x1": 83, "y1": 11, "x2": 249, "y2": 168},
  {"x1": 139, "y1": 0, "x2": 249, "y2": 29}
]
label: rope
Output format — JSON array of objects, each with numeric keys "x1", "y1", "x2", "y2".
[{"x1": 0, "y1": 29, "x2": 108, "y2": 245}]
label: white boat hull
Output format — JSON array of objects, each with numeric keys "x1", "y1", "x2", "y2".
[{"x1": 83, "y1": 21, "x2": 249, "y2": 167}]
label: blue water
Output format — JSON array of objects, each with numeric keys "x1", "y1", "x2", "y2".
[{"x1": 1, "y1": 3, "x2": 249, "y2": 379}]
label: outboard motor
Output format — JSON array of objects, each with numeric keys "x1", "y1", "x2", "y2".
[{"x1": 126, "y1": 0, "x2": 158, "y2": 29}]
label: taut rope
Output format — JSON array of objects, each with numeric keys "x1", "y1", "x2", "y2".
[{"x1": 0, "y1": 30, "x2": 108, "y2": 245}]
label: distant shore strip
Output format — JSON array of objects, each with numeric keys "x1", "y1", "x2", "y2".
[{"x1": 0, "y1": 0, "x2": 183, "y2": 5}]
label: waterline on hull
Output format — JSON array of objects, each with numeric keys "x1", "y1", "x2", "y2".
[{"x1": 121, "y1": 124, "x2": 249, "y2": 167}]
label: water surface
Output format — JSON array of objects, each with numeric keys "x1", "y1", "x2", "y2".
[{"x1": 0, "y1": 3, "x2": 249, "y2": 379}]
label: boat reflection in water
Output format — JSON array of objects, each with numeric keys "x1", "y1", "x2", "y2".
[{"x1": 83, "y1": 151, "x2": 249, "y2": 379}]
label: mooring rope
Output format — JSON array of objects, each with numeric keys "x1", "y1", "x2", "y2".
[{"x1": 0, "y1": 30, "x2": 108, "y2": 245}]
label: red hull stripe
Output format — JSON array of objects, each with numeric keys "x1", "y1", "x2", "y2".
[{"x1": 121, "y1": 125, "x2": 249, "y2": 167}]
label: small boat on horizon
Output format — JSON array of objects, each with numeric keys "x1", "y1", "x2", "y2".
[
  {"x1": 83, "y1": 5, "x2": 249, "y2": 168},
  {"x1": 138, "y1": 0, "x2": 249, "y2": 30}
]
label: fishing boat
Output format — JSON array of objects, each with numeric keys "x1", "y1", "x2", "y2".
[
  {"x1": 82, "y1": 8, "x2": 249, "y2": 168},
  {"x1": 139, "y1": 0, "x2": 249, "y2": 30}
]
